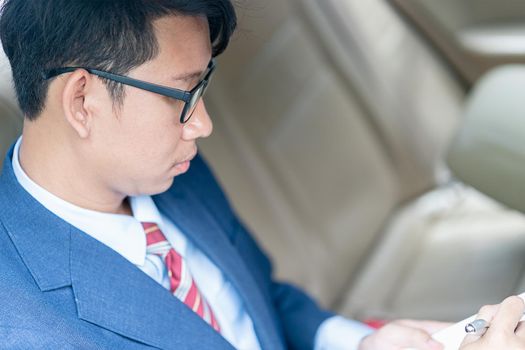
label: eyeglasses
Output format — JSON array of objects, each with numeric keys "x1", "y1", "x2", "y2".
[{"x1": 43, "y1": 59, "x2": 216, "y2": 124}]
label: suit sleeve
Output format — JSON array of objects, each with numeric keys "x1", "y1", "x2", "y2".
[{"x1": 236, "y1": 220, "x2": 335, "y2": 350}]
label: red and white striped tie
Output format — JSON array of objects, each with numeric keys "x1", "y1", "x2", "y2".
[{"x1": 142, "y1": 222, "x2": 220, "y2": 332}]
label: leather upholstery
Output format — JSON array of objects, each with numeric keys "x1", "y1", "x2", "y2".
[
  {"x1": 200, "y1": 0, "x2": 525, "y2": 321},
  {"x1": 0, "y1": 51, "x2": 22, "y2": 164},
  {"x1": 448, "y1": 65, "x2": 525, "y2": 214}
]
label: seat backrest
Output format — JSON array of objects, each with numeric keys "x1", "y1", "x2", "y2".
[
  {"x1": 0, "y1": 48, "x2": 23, "y2": 165},
  {"x1": 448, "y1": 65, "x2": 525, "y2": 213},
  {"x1": 200, "y1": 0, "x2": 464, "y2": 307}
]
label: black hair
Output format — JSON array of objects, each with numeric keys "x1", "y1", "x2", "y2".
[{"x1": 0, "y1": 0, "x2": 237, "y2": 120}]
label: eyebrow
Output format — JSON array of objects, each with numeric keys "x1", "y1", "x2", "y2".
[{"x1": 171, "y1": 70, "x2": 205, "y2": 82}]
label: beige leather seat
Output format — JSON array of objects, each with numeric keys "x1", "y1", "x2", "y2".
[
  {"x1": 448, "y1": 65, "x2": 525, "y2": 214},
  {"x1": 0, "y1": 48, "x2": 22, "y2": 165},
  {"x1": 200, "y1": 0, "x2": 525, "y2": 321}
]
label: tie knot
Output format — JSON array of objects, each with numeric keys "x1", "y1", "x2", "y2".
[
  {"x1": 141, "y1": 222, "x2": 159, "y2": 234},
  {"x1": 141, "y1": 222, "x2": 170, "y2": 251}
]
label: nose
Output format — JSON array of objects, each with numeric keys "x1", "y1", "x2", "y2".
[{"x1": 182, "y1": 100, "x2": 213, "y2": 140}]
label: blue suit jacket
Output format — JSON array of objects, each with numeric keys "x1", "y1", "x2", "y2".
[{"x1": 0, "y1": 146, "x2": 332, "y2": 349}]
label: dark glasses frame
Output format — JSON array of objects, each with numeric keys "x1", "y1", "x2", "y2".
[{"x1": 43, "y1": 59, "x2": 216, "y2": 123}]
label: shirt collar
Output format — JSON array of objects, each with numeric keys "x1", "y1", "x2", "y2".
[{"x1": 11, "y1": 137, "x2": 163, "y2": 267}]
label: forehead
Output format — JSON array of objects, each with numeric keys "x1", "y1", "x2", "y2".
[{"x1": 151, "y1": 15, "x2": 212, "y2": 75}]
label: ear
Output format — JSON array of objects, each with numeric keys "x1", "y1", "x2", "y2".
[{"x1": 61, "y1": 69, "x2": 95, "y2": 139}]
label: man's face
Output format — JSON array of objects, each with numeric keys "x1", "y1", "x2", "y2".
[{"x1": 86, "y1": 15, "x2": 213, "y2": 197}]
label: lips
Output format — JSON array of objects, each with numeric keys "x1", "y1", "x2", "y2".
[{"x1": 173, "y1": 160, "x2": 191, "y2": 174}]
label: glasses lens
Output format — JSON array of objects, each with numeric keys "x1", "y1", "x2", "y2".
[{"x1": 181, "y1": 84, "x2": 206, "y2": 123}]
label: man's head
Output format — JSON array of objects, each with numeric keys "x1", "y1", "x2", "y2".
[
  {"x1": 0, "y1": 1, "x2": 236, "y2": 207},
  {"x1": 0, "y1": 0, "x2": 236, "y2": 119}
]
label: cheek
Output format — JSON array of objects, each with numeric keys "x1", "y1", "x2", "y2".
[
  {"x1": 94, "y1": 91, "x2": 184, "y2": 169},
  {"x1": 120, "y1": 93, "x2": 180, "y2": 141},
  {"x1": 125, "y1": 118, "x2": 183, "y2": 165}
]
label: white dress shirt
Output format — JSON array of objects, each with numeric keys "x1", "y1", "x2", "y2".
[{"x1": 12, "y1": 137, "x2": 373, "y2": 349}]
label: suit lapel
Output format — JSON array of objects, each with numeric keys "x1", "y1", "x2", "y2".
[
  {"x1": 69, "y1": 227, "x2": 233, "y2": 349},
  {"x1": 154, "y1": 186, "x2": 284, "y2": 350}
]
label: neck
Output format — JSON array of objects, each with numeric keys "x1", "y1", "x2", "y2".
[{"x1": 19, "y1": 124, "x2": 132, "y2": 216}]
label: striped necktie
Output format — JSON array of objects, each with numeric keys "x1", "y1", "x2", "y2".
[{"x1": 142, "y1": 222, "x2": 220, "y2": 332}]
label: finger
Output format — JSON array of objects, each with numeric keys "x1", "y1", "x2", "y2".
[
  {"x1": 397, "y1": 320, "x2": 453, "y2": 334},
  {"x1": 487, "y1": 296, "x2": 525, "y2": 337},
  {"x1": 460, "y1": 304, "x2": 498, "y2": 347}
]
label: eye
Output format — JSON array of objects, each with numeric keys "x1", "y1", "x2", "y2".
[{"x1": 165, "y1": 95, "x2": 184, "y2": 108}]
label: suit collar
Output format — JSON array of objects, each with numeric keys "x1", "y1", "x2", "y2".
[
  {"x1": 0, "y1": 146, "x2": 71, "y2": 291},
  {"x1": 11, "y1": 137, "x2": 150, "y2": 267}
]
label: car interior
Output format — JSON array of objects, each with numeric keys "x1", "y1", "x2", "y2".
[{"x1": 2, "y1": 0, "x2": 525, "y2": 324}]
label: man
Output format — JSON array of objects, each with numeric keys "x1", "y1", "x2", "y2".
[{"x1": 0, "y1": 0, "x2": 449, "y2": 348}]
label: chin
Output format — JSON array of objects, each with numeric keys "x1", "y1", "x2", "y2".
[
  {"x1": 153, "y1": 177, "x2": 176, "y2": 194},
  {"x1": 132, "y1": 177, "x2": 175, "y2": 197}
]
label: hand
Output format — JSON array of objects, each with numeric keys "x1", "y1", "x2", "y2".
[
  {"x1": 358, "y1": 319, "x2": 450, "y2": 350},
  {"x1": 460, "y1": 296, "x2": 525, "y2": 350}
]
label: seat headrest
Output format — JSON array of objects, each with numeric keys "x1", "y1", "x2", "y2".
[
  {"x1": 0, "y1": 51, "x2": 23, "y2": 165},
  {"x1": 447, "y1": 65, "x2": 525, "y2": 213}
]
